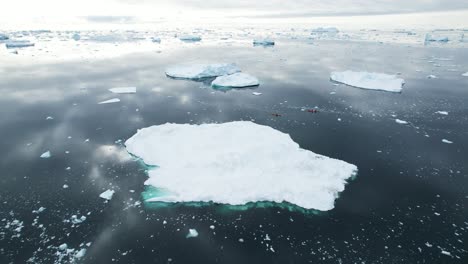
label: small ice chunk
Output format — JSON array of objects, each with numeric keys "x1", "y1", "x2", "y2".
[
  {"x1": 462, "y1": 72, "x2": 468, "y2": 77},
  {"x1": 311, "y1": 27, "x2": 339, "y2": 33},
  {"x1": 58, "y1": 243, "x2": 68, "y2": 250},
  {"x1": 46, "y1": 116, "x2": 54, "y2": 120},
  {"x1": 211, "y1": 73, "x2": 260, "y2": 88},
  {"x1": 186, "y1": 229, "x2": 199, "y2": 238},
  {"x1": 441, "y1": 250, "x2": 451, "y2": 256},
  {"x1": 166, "y1": 63, "x2": 240, "y2": 79},
  {"x1": 151, "y1": 37, "x2": 161, "y2": 43},
  {"x1": 209, "y1": 225, "x2": 215, "y2": 230},
  {"x1": 395, "y1": 119, "x2": 408, "y2": 125},
  {"x1": 71, "y1": 215, "x2": 87, "y2": 224},
  {"x1": 5, "y1": 40, "x2": 35, "y2": 48},
  {"x1": 40, "y1": 151, "x2": 51, "y2": 158},
  {"x1": 98, "y1": 98, "x2": 120, "y2": 104},
  {"x1": 425, "y1": 34, "x2": 449, "y2": 42},
  {"x1": 109, "y1": 87, "x2": 136, "y2": 94},
  {"x1": 442, "y1": 139, "x2": 453, "y2": 144},
  {"x1": 63, "y1": 184, "x2": 69, "y2": 189},
  {"x1": 435, "y1": 111, "x2": 448, "y2": 115},
  {"x1": 179, "y1": 35, "x2": 201, "y2": 42},
  {"x1": 253, "y1": 39, "x2": 275, "y2": 46},
  {"x1": 427, "y1": 75, "x2": 438, "y2": 79},
  {"x1": 75, "y1": 248, "x2": 87, "y2": 258},
  {"x1": 99, "y1": 189, "x2": 115, "y2": 200},
  {"x1": 0, "y1": 33, "x2": 9, "y2": 40},
  {"x1": 72, "y1": 33, "x2": 81, "y2": 41},
  {"x1": 330, "y1": 71, "x2": 404, "y2": 93},
  {"x1": 252, "y1": 92, "x2": 262, "y2": 96},
  {"x1": 33, "y1": 207, "x2": 46, "y2": 214}
]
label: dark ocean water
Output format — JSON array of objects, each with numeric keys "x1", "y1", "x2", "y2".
[{"x1": 0, "y1": 40, "x2": 467, "y2": 263}]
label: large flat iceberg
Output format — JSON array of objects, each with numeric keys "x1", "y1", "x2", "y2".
[
  {"x1": 125, "y1": 121, "x2": 357, "y2": 211},
  {"x1": 330, "y1": 71, "x2": 405, "y2": 93},
  {"x1": 165, "y1": 63, "x2": 241, "y2": 79},
  {"x1": 211, "y1": 73, "x2": 260, "y2": 88}
]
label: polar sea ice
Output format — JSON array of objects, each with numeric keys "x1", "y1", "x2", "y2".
[
  {"x1": 211, "y1": 73, "x2": 260, "y2": 88},
  {"x1": 165, "y1": 63, "x2": 241, "y2": 79},
  {"x1": 125, "y1": 121, "x2": 357, "y2": 211},
  {"x1": 330, "y1": 71, "x2": 405, "y2": 93}
]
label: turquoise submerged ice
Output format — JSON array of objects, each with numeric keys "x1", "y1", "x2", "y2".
[
  {"x1": 165, "y1": 63, "x2": 241, "y2": 79},
  {"x1": 125, "y1": 121, "x2": 357, "y2": 211}
]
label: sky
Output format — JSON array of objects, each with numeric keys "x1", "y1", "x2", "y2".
[{"x1": 1, "y1": 0, "x2": 468, "y2": 29}]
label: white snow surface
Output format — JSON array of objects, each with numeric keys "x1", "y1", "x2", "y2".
[
  {"x1": 330, "y1": 71, "x2": 404, "y2": 93},
  {"x1": 211, "y1": 73, "x2": 260, "y2": 88},
  {"x1": 125, "y1": 121, "x2": 357, "y2": 211},
  {"x1": 99, "y1": 189, "x2": 115, "y2": 200},
  {"x1": 109, "y1": 87, "x2": 136, "y2": 94},
  {"x1": 165, "y1": 63, "x2": 240, "y2": 79}
]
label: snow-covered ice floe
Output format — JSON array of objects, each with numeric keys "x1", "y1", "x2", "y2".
[
  {"x1": 98, "y1": 98, "x2": 120, "y2": 104},
  {"x1": 109, "y1": 87, "x2": 136, "y2": 94},
  {"x1": 5, "y1": 40, "x2": 35, "y2": 48},
  {"x1": 253, "y1": 39, "x2": 275, "y2": 46},
  {"x1": 125, "y1": 121, "x2": 358, "y2": 211},
  {"x1": 211, "y1": 73, "x2": 260, "y2": 88},
  {"x1": 330, "y1": 71, "x2": 405, "y2": 93},
  {"x1": 179, "y1": 35, "x2": 201, "y2": 42},
  {"x1": 165, "y1": 63, "x2": 240, "y2": 79}
]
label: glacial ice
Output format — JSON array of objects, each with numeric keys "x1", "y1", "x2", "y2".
[
  {"x1": 98, "y1": 98, "x2": 120, "y2": 104},
  {"x1": 109, "y1": 87, "x2": 136, "y2": 94},
  {"x1": 125, "y1": 121, "x2": 358, "y2": 211},
  {"x1": 253, "y1": 39, "x2": 275, "y2": 46},
  {"x1": 211, "y1": 73, "x2": 260, "y2": 88},
  {"x1": 330, "y1": 71, "x2": 405, "y2": 93},
  {"x1": 0, "y1": 33, "x2": 8, "y2": 40},
  {"x1": 165, "y1": 63, "x2": 240, "y2": 79},
  {"x1": 99, "y1": 189, "x2": 115, "y2": 200},
  {"x1": 179, "y1": 35, "x2": 201, "y2": 42},
  {"x1": 5, "y1": 40, "x2": 35, "y2": 48}
]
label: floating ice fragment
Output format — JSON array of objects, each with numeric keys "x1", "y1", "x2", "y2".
[
  {"x1": 98, "y1": 98, "x2": 120, "y2": 104},
  {"x1": 71, "y1": 215, "x2": 87, "y2": 224},
  {"x1": 33, "y1": 207, "x2": 46, "y2": 214},
  {"x1": 212, "y1": 73, "x2": 260, "y2": 88},
  {"x1": 252, "y1": 92, "x2": 262, "y2": 96},
  {"x1": 58, "y1": 244, "x2": 68, "y2": 251},
  {"x1": 311, "y1": 27, "x2": 339, "y2": 33},
  {"x1": 40, "y1": 151, "x2": 51, "y2": 158},
  {"x1": 435, "y1": 111, "x2": 448, "y2": 115},
  {"x1": 109, "y1": 87, "x2": 136, "y2": 94},
  {"x1": 75, "y1": 248, "x2": 86, "y2": 258},
  {"x1": 209, "y1": 225, "x2": 215, "y2": 230},
  {"x1": 179, "y1": 35, "x2": 201, "y2": 42},
  {"x1": 166, "y1": 63, "x2": 240, "y2": 79},
  {"x1": 151, "y1": 37, "x2": 161, "y2": 43},
  {"x1": 186, "y1": 229, "x2": 199, "y2": 238},
  {"x1": 46, "y1": 116, "x2": 54, "y2": 120},
  {"x1": 330, "y1": 71, "x2": 404, "y2": 93},
  {"x1": 0, "y1": 33, "x2": 9, "y2": 40},
  {"x1": 427, "y1": 75, "x2": 438, "y2": 79},
  {"x1": 462, "y1": 72, "x2": 468, "y2": 77},
  {"x1": 5, "y1": 40, "x2": 35, "y2": 48},
  {"x1": 253, "y1": 39, "x2": 275, "y2": 46},
  {"x1": 99, "y1": 189, "x2": 115, "y2": 200},
  {"x1": 72, "y1": 33, "x2": 81, "y2": 41},
  {"x1": 63, "y1": 184, "x2": 69, "y2": 189},
  {"x1": 442, "y1": 139, "x2": 453, "y2": 144},
  {"x1": 441, "y1": 250, "x2": 452, "y2": 256},
  {"x1": 395, "y1": 119, "x2": 408, "y2": 125},
  {"x1": 425, "y1": 34, "x2": 449, "y2": 42},
  {"x1": 125, "y1": 121, "x2": 357, "y2": 211}
]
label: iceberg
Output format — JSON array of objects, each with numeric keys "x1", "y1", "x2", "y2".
[
  {"x1": 109, "y1": 87, "x2": 136, "y2": 94},
  {"x1": 0, "y1": 33, "x2": 8, "y2": 40},
  {"x1": 151, "y1": 37, "x2": 161, "y2": 43},
  {"x1": 330, "y1": 71, "x2": 405, "y2": 93},
  {"x1": 165, "y1": 63, "x2": 240, "y2": 79},
  {"x1": 72, "y1": 33, "x2": 81, "y2": 41},
  {"x1": 98, "y1": 98, "x2": 120, "y2": 104},
  {"x1": 99, "y1": 189, "x2": 115, "y2": 200},
  {"x1": 425, "y1": 34, "x2": 449, "y2": 42},
  {"x1": 125, "y1": 121, "x2": 357, "y2": 211},
  {"x1": 179, "y1": 35, "x2": 201, "y2": 42},
  {"x1": 5, "y1": 40, "x2": 35, "y2": 48},
  {"x1": 211, "y1": 73, "x2": 260, "y2": 88},
  {"x1": 253, "y1": 39, "x2": 275, "y2": 46}
]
